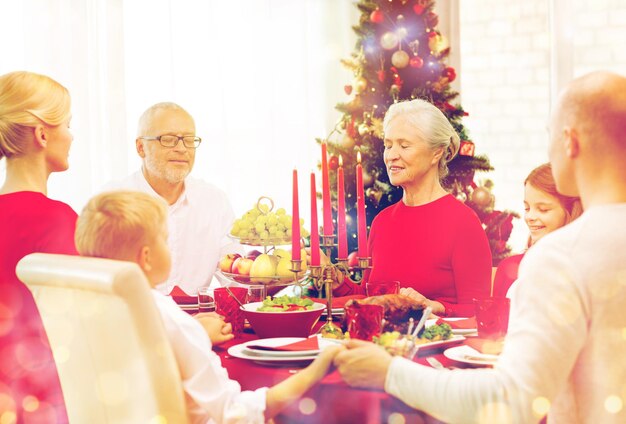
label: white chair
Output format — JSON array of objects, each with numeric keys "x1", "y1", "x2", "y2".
[{"x1": 16, "y1": 253, "x2": 188, "y2": 424}]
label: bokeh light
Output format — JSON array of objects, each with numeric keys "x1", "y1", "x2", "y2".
[
  {"x1": 298, "y1": 397, "x2": 316, "y2": 415},
  {"x1": 532, "y1": 396, "x2": 550, "y2": 416},
  {"x1": 388, "y1": 412, "x2": 406, "y2": 424},
  {"x1": 604, "y1": 395, "x2": 623, "y2": 414}
]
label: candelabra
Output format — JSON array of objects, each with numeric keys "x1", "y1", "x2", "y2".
[{"x1": 292, "y1": 234, "x2": 371, "y2": 335}]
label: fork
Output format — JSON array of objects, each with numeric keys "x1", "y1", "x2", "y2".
[{"x1": 426, "y1": 357, "x2": 456, "y2": 370}]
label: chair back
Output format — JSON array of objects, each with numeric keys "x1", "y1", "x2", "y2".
[{"x1": 16, "y1": 253, "x2": 188, "y2": 424}]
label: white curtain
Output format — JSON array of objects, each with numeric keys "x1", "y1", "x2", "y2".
[{"x1": 0, "y1": 0, "x2": 357, "y2": 222}]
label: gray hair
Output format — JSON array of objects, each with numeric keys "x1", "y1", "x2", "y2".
[
  {"x1": 383, "y1": 98, "x2": 460, "y2": 178},
  {"x1": 136, "y1": 102, "x2": 194, "y2": 137}
]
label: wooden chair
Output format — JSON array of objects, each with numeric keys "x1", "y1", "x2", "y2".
[{"x1": 16, "y1": 253, "x2": 188, "y2": 424}]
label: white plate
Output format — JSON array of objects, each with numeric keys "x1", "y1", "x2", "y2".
[
  {"x1": 242, "y1": 337, "x2": 322, "y2": 357},
  {"x1": 426, "y1": 318, "x2": 477, "y2": 335},
  {"x1": 228, "y1": 336, "x2": 340, "y2": 363},
  {"x1": 414, "y1": 335, "x2": 465, "y2": 351},
  {"x1": 443, "y1": 345, "x2": 499, "y2": 366}
]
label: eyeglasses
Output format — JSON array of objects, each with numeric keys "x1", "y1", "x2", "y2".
[{"x1": 139, "y1": 135, "x2": 202, "y2": 149}]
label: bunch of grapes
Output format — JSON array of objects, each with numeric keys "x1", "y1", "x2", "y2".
[{"x1": 230, "y1": 204, "x2": 309, "y2": 244}]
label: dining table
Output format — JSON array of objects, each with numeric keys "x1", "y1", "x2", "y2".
[{"x1": 213, "y1": 320, "x2": 481, "y2": 424}]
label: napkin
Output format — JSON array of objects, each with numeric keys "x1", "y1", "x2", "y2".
[
  {"x1": 247, "y1": 337, "x2": 320, "y2": 352},
  {"x1": 436, "y1": 316, "x2": 477, "y2": 330},
  {"x1": 168, "y1": 285, "x2": 197, "y2": 305},
  {"x1": 464, "y1": 337, "x2": 504, "y2": 355},
  {"x1": 310, "y1": 295, "x2": 366, "y2": 309}
]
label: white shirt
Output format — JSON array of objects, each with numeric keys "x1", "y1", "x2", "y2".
[
  {"x1": 152, "y1": 291, "x2": 267, "y2": 423},
  {"x1": 105, "y1": 171, "x2": 240, "y2": 294},
  {"x1": 385, "y1": 204, "x2": 626, "y2": 423}
]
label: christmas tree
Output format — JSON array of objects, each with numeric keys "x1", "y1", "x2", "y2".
[{"x1": 322, "y1": 0, "x2": 516, "y2": 265}]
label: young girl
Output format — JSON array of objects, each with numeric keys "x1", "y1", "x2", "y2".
[{"x1": 492, "y1": 163, "x2": 582, "y2": 296}]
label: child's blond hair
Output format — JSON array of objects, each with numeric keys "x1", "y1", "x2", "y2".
[{"x1": 76, "y1": 191, "x2": 168, "y2": 260}]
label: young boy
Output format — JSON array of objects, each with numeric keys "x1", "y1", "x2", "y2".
[{"x1": 75, "y1": 191, "x2": 342, "y2": 423}]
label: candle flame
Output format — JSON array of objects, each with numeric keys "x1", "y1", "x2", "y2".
[
  {"x1": 357, "y1": 151, "x2": 362, "y2": 164},
  {"x1": 339, "y1": 155, "x2": 343, "y2": 167}
]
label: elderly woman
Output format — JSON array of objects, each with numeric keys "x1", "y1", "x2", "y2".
[
  {"x1": 492, "y1": 163, "x2": 582, "y2": 297},
  {"x1": 0, "y1": 71, "x2": 76, "y2": 423},
  {"x1": 336, "y1": 98, "x2": 491, "y2": 317}
]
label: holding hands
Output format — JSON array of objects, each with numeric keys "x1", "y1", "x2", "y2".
[
  {"x1": 333, "y1": 339, "x2": 393, "y2": 390},
  {"x1": 194, "y1": 312, "x2": 234, "y2": 346}
]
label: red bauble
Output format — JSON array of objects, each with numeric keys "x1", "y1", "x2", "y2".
[
  {"x1": 413, "y1": 4, "x2": 425, "y2": 15},
  {"x1": 443, "y1": 66, "x2": 456, "y2": 82},
  {"x1": 377, "y1": 70, "x2": 385, "y2": 82},
  {"x1": 409, "y1": 56, "x2": 424, "y2": 68},
  {"x1": 370, "y1": 8, "x2": 384, "y2": 23},
  {"x1": 328, "y1": 155, "x2": 339, "y2": 171},
  {"x1": 344, "y1": 84, "x2": 353, "y2": 95},
  {"x1": 425, "y1": 11, "x2": 439, "y2": 28}
]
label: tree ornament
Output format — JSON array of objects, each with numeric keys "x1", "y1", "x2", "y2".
[
  {"x1": 413, "y1": 4, "x2": 425, "y2": 15},
  {"x1": 425, "y1": 11, "x2": 439, "y2": 28},
  {"x1": 409, "y1": 56, "x2": 424, "y2": 68},
  {"x1": 366, "y1": 186, "x2": 383, "y2": 208},
  {"x1": 380, "y1": 32, "x2": 399, "y2": 50},
  {"x1": 428, "y1": 33, "x2": 449, "y2": 54},
  {"x1": 353, "y1": 77, "x2": 368, "y2": 93},
  {"x1": 471, "y1": 187, "x2": 493, "y2": 208},
  {"x1": 456, "y1": 191, "x2": 467, "y2": 202},
  {"x1": 391, "y1": 50, "x2": 410, "y2": 68},
  {"x1": 329, "y1": 155, "x2": 339, "y2": 171},
  {"x1": 344, "y1": 85, "x2": 353, "y2": 95},
  {"x1": 340, "y1": 134, "x2": 355, "y2": 149},
  {"x1": 346, "y1": 116, "x2": 357, "y2": 138},
  {"x1": 377, "y1": 70, "x2": 386, "y2": 82},
  {"x1": 370, "y1": 8, "x2": 384, "y2": 23},
  {"x1": 459, "y1": 140, "x2": 475, "y2": 157},
  {"x1": 357, "y1": 122, "x2": 370, "y2": 136},
  {"x1": 443, "y1": 66, "x2": 456, "y2": 82}
]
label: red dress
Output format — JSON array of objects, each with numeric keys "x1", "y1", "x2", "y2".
[
  {"x1": 337, "y1": 195, "x2": 492, "y2": 317},
  {"x1": 0, "y1": 191, "x2": 77, "y2": 424},
  {"x1": 492, "y1": 253, "x2": 525, "y2": 297}
]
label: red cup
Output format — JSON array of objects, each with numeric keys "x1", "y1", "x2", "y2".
[
  {"x1": 366, "y1": 281, "x2": 400, "y2": 296},
  {"x1": 214, "y1": 287, "x2": 248, "y2": 335},
  {"x1": 474, "y1": 297, "x2": 510, "y2": 339},
  {"x1": 345, "y1": 303, "x2": 384, "y2": 341}
]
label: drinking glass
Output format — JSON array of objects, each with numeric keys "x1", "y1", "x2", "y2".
[
  {"x1": 474, "y1": 297, "x2": 510, "y2": 339},
  {"x1": 345, "y1": 303, "x2": 384, "y2": 341},
  {"x1": 214, "y1": 287, "x2": 248, "y2": 335},
  {"x1": 366, "y1": 281, "x2": 400, "y2": 296},
  {"x1": 197, "y1": 287, "x2": 215, "y2": 313}
]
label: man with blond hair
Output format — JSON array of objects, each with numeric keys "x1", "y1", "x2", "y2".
[
  {"x1": 106, "y1": 103, "x2": 238, "y2": 295},
  {"x1": 334, "y1": 71, "x2": 626, "y2": 423}
]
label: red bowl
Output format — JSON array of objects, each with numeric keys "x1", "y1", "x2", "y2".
[{"x1": 242, "y1": 301, "x2": 325, "y2": 339}]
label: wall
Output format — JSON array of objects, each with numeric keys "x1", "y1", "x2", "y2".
[{"x1": 458, "y1": 0, "x2": 626, "y2": 252}]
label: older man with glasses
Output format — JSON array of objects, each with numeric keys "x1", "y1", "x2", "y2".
[{"x1": 105, "y1": 102, "x2": 238, "y2": 296}]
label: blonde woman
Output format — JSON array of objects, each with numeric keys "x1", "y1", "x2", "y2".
[{"x1": 0, "y1": 71, "x2": 76, "y2": 423}]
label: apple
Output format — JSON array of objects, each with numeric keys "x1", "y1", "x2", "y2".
[
  {"x1": 218, "y1": 253, "x2": 241, "y2": 273},
  {"x1": 347, "y1": 251, "x2": 358, "y2": 268},
  {"x1": 231, "y1": 257, "x2": 254, "y2": 276},
  {"x1": 250, "y1": 254, "x2": 277, "y2": 282},
  {"x1": 246, "y1": 249, "x2": 262, "y2": 260}
]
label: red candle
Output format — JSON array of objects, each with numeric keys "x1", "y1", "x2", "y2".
[
  {"x1": 321, "y1": 142, "x2": 333, "y2": 236},
  {"x1": 337, "y1": 156, "x2": 347, "y2": 259},
  {"x1": 310, "y1": 172, "x2": 320, "y2": 266},
  {"x1": 292, "y1": 169, "x2": 301, "y2": 261},
  {"x1": 356, "y1": 152, "x2": 368, "y2": 258}
]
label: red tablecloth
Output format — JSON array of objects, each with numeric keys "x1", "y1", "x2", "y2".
[{"x1": 215, "y1": 324, "x2": 470, "y2": 423}]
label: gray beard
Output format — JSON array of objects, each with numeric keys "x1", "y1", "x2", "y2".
[{"x1": 143, "y1": 156, "x2": 190, "y2": 184}]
